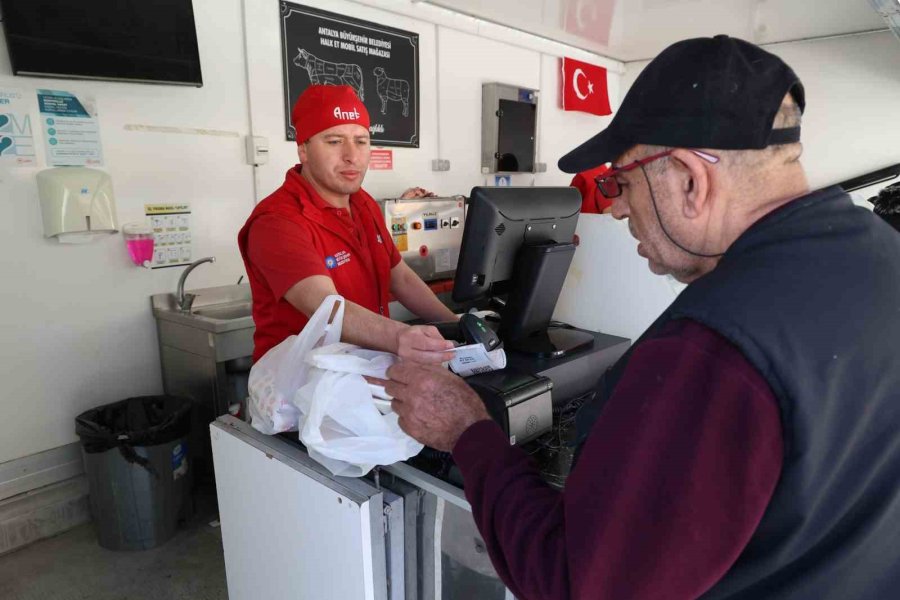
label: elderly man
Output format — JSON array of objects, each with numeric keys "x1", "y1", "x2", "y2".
[
  {"x1": 385, "y1": 35, "x2": 900, "y2": 599},
  {"x1": 239, "y1": 85, "x2": 456, "y2": 364}
]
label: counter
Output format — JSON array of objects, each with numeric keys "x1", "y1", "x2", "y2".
[{"x1": 209, "y1": 329, "x2": 630, "y2": 599}]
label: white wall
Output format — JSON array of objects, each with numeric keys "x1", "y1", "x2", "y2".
[
  {"x1": 772, "y1": 32, "x2": 900, "y2": 189},
  {"x1": 0, "y1": 0, "x2": 622, "y2": 466},
  {"x1": 621, "y1": 32, "x2": 900, "y2": 189},
  {"x1": 606, "y1": 0, "x2": 885, "y2": 61},
  {"x1": 554, "y1": 215, "x2": 684, "y2": 342},
  {"x1": 0, "y1": 0, "x2": 254, "y2": 465}
]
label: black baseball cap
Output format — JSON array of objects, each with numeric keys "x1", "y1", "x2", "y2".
[{"x1": 558, "y1": 34, "x2": 805, "y2": 174}]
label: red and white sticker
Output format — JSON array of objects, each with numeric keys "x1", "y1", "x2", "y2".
[{"x1": 370, "y1": 149, "x2": 393, "y2": 170}]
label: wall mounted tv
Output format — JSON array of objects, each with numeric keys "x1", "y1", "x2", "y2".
[{"x1": 0, "y1": 0, "x2": 203, "y2": 86}]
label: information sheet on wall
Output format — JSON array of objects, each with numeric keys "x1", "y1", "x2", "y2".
[
  {"x1": 36, "y1": 89, "x2": 104, "y2": 167},
  {"x1": 369, "y1": 149, "x2": 393, "y2": 170},
  {"x1": 280, "y1": 2, "x2": 419, "y2": 147},
  {"x1": 0, "y1": 88, "x2": 36, "y2": 167},
  {"x1": 145, "y1": 203, "x2": 192, "y2": 269}
]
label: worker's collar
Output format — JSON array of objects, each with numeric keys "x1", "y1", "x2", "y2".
[{"x1": 290, "y1": 165, "x2": 359, "y2": 214}]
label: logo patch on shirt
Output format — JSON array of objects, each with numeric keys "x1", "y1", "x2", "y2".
[
  {"x1": 325, "y1": 250, "x2": 351, "y2": 270},
  {"x1": 376, "y1": 234, "x2": 383, "y2": 244}
]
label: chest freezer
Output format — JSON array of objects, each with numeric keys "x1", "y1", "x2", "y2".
[{"x1": 211, "y1": 416, "x2": 516, "y2": 600}]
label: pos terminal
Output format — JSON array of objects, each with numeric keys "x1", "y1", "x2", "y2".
[{"x1": 447, "y1": 187, "x2": 630, "y2": 447}]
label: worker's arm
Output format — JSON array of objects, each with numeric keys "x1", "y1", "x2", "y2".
[
  {"x1": 390, "y1": 260, "x2": 457, "y2": 322},
  {"x1": 452, "y1": 320, "x2": 783, "y2": 599},
  {"x1": 284, "y1": 274, "x2": 453, "y2": 364}
]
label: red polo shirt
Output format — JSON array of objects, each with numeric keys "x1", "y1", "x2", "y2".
[{"x1": 238, "y1": 166, "x2": 401, "y2": 362}]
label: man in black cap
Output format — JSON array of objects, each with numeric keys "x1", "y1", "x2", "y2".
[{"x1": 383, "y1": 35, "x2": 900, "y2": 599}]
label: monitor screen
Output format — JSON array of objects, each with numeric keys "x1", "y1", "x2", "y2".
[
  {"x1": 453, "y1": 186, "x2": 593, "y2": 357},
  {"x1": 1, "y1": 0, "x2": 203, "y2": 86},
  {"x1": 453, "y1": 186, "x2": 581, "y2": 303}
]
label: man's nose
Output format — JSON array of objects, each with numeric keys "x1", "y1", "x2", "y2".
[
  {"x1": 343, "y1": 144, "x2": 363, "y2": 163},
  {"x1": 610, "y1": 197, "x2": 629, "y2": 220}
]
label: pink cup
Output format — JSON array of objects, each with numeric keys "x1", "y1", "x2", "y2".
[{"x1": 122, "y1": 223, "x2": 155, "y2": 268}]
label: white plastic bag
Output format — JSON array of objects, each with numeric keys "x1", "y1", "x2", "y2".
[
  {"x1": 294, "y1": 345, "x2": 422, "y2": 477},
  {"x1": 306, "y1": 343, "x2": 396, "y2": 378},
  {"x1": 247, "y1": 295, "x2": 344, "y2": 434},
  {"x1": 307, "y1": 343, "x2": 396, "y2": 405}
]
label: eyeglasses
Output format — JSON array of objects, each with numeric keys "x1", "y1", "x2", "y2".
[{"x1": 595, "y1": 149, "x2": 720, "y2": 199}]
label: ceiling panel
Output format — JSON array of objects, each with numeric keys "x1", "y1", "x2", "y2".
[{"x1": 421, "y1": 0, "x2": 889, "y2": 61}]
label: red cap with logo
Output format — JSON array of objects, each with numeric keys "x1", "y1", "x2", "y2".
[{"x1": 291, "y1": 85, "x2": 371, "y2": 143}]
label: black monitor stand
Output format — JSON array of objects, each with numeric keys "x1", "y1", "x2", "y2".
[{"x1": 498, "y1": 242, "x2": 594, "y2": 359}]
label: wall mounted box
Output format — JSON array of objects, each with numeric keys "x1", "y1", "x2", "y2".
[{"x1": 377, "y1": 196, "x2": 466, "y2": 282}]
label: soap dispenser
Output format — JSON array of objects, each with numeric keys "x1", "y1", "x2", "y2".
[{"x1": 36, "y1": 167, "x2": 119, "y2": 243}]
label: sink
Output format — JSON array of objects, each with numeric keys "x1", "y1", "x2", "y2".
[
  {"x1": 151, "y1": 284, "x2": 255, "y2": 334},
  {"x1": 192, "y1": 303, "x2": 252, "y2": 321},
  {"x1": 151, "y1": 284, "x2": 255, "y2": 475}
]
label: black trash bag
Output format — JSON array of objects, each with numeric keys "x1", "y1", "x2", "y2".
[
  {"x1": 75, "y1": 395, "x2": 192, "y2": 477},
  {"x1": 872, "y1": 183, "x2": 900, "y2": 233},
  {"x1": 873, "y1": 182, "x2": 900, "y2": 217}
]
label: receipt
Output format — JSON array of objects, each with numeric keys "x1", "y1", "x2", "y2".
[{"x1": 448, "y1": 343, "x2": 507, "y2": 377}]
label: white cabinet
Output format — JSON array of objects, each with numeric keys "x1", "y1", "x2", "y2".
[{"x1": 211, "y1": 418, "x2": 387, "y2": 600}]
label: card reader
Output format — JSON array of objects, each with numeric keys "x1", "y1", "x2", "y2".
[
  {"x1": 466, "y1": 369, "x2": 553, "y2": 445},
  {"x1": 431, "y1": 313, "x2": 501, "y2": 352}
]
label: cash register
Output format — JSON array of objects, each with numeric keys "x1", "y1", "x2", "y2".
[{"x1": 438, "y1": 186, "x2": 630, "y2": 447}]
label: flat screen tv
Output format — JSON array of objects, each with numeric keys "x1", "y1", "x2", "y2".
[{"x1": 0, "y1": 0, "x2": 203, "y2": 86}]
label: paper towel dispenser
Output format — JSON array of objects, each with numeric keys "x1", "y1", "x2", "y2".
[{"x1": 36, "y1": 167, "x2": 118, "y2": 243}]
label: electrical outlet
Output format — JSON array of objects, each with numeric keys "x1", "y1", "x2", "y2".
[
  {"x1": 245, "y1": 135, "x2": 269, "y2": 166},
  {"x1": 431, "y1": 159, "x2": 451, "y2": 171},
  {"x1": 535, "y1": 162, "x2": 547, "y2": 173}
]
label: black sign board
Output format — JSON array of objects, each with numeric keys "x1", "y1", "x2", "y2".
[{"x1": 280, "y1": 2, "x2": 420, "y2": 147}]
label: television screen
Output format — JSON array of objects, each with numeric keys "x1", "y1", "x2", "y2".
[{"x1": 1, "y1": 0, "x2": 203, "y2": 86}]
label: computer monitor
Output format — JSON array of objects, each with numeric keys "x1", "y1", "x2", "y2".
[{"x1": 453, "y1": 186, "x2": 594, "y2": 358}]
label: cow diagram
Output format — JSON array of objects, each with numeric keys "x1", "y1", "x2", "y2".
[
  {"x1": 373, "y1": 67, "x2": 410, "y2": 117},
  {"x1": 293, "y1": 49, "x2": 365, "y2": 101}
]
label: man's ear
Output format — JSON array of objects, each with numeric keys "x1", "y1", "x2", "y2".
[
  {"x1": 297, "y1": 142, "x2": 307, "y2": 165},
  {"x1": 669, "y1": 148, "x2": 712, "y2": 219}
]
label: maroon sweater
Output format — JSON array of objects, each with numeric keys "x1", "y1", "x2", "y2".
[{"x1": 452, "y1": 319, "x2": 783, "y2": 600}]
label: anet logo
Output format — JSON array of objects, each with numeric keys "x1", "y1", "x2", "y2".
[{"x1": 333, "y1": 106, "x2": 360, "y2": 120}]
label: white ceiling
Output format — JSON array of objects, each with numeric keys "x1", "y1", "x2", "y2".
[{"x1": 423, "y1": 0, "x2": 889, "y2": 61}]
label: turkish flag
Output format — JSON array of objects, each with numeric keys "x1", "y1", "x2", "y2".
[{"x1": 561, "y1": 57, "x2": 611, "y2": 117}]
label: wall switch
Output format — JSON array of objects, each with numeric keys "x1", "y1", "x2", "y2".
[
  {"x1": 431, "y1": 159, "x2": 451, "y2": 171},
  {"x1": 535, "y1": 162, "x2": 547, "y2": 173},
  {"x1": 245, "y1": 135, "x2": 269, "y2": 166}
]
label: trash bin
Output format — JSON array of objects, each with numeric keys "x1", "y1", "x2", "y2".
[{"x1": 75, "y1": 395, "x2": 193, "y2": 551}]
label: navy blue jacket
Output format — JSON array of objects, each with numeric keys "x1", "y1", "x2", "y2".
[{"x1": 579, "y1": 186, "x2": 900, "y2": 598}]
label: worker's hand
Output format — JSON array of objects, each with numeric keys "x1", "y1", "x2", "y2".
[
  {"x1": 396, "y1": 325, "x2": 455, "y2": 364},
  {"x1": 400, "y1": 187, "x2": 437, "y2": 199},
  {"x1": 385, "y1": 362, "x2": 490, "y2": 452}
]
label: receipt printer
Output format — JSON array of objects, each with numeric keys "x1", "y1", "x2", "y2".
[{"x1": 466, "y1": 369, "x2": 553, "y2": 445}]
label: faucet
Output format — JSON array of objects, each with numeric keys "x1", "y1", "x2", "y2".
[{"x1": 176, "y1": 256, "x2": 216, "y2": 312}]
